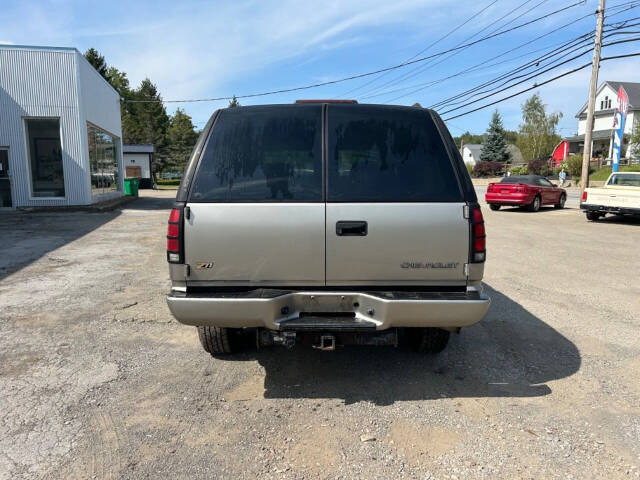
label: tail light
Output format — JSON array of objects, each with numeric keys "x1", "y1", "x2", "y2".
[
  {"x1": 470, "y1": 205, "x2": 486, "y2": 263},
  {"x1": 515, "y1": 184, "x2": 527, "y2": 193},
  {"x1": 487, "y1": 184, "x2": 495, "y2": 192},
  {"x1": 167, "y1": 206, "x2": 183, "y2": 263},
  {"x1": 581, "y1": 191, "x2": 587, "y2": 202}
]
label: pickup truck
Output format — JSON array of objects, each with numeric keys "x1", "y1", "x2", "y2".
[
  {"x1": 581, "y1": 171, "x2": 640, "y2": 220},
  {"x1": 166, "y1": 101, "x2": 490, "y2": 356}
]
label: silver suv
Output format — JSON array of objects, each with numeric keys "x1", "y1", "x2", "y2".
[{"x1": 166, "y1": 101, "x2": 489, "y2": 355}]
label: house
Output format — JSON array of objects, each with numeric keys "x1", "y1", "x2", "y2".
[
  {"x1": 564, "y1": 81, "x2": 639, "y2": 164},
  {"x1": 0, "y1": 45, "x2": 123, "y2": 208},
  {"x1": 123, "y1": 144, "x2": 154, "y2": 189},
  {"x1": 460, "y1": 144, "x2": 523, "y2": 165}
]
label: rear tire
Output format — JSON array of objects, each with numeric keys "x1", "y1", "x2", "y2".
[
  {"x1": 586, "y1": 211, "x2": 601, "y2": 221},
  {"x1": 407, "y1": 328, "x2": 450, "y2": 354},
  {"x1": 528, "y1": 195, "x2": 541, "y2": 212},
  {"x1": 197, "y1": 326, "x2": 244, "y2": 355},
  {"x1": 489, "y1": 204, "x2": 501, "y2": 211},
  {"x1": 555, "y1": 194, "x2": 566, "y2": 209}
]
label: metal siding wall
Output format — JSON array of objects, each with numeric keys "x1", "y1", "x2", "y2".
[{"x1": 0, "y1": 48, "x2": 90, "y2": 206}]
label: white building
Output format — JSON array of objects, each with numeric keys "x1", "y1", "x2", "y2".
[
  {"x1": 460, "y1": 143, "x2": 523, "y2": 165},
  {"x1": 0, "y1": 45, "x2": 123, "y2": 208},
  {"x1": 123, "y1": 144, "x2": 154, "y2": 189},
  {"x1": 565, "y1": 81, "x2": 639, "y2": 161}
]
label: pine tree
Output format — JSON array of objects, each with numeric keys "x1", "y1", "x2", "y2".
[
  {"x1": 228, "y1": 95, "x2": 240, "y2": 107},
  {"x1": 164, "y1": 109, "x2": 199, "y2": 173},
  {"x1": 84, "y1": 48, "x2": 108, "y2": 78},
  {"x1": 480, "y1": 110, "x2": 511, "y2": 163}
]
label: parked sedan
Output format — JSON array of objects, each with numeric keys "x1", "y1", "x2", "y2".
[{"x1": 485, "y1": 175, "x2": 566, "y2": 212}]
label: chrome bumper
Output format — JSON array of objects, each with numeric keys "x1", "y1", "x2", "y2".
[{"x1": 166, "y1": 287, "x2": 490, "y2": 330}]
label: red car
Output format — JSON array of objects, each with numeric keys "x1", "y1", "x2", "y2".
[{"x1": 485, "y1": 175, "x2": 567, "y2": 212}]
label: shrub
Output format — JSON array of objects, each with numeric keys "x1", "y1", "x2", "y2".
[
  {"x1": 473, "y1": 161, "x2": 505, "y2": 177},
  {"x1": 465, "y1": 162, "x2": 474, "y2": 176},
  {"x1": 527, "y1": 157, "x2": 550, "y2": 176},
  {"x1": 566, "y1": 154, "x2": 583, "y2": 179},
  {"x1": 156, "y1": 179, "x2": 181, "y2": 186},
  {"x1": 509, "y1": 165, "x2": 528, "y2": 175}
]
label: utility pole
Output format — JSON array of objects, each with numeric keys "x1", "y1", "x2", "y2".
[{"x1": 580, "y1": 0, "x2": 606, "y2": 198}]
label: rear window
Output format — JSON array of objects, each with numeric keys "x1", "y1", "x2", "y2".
[
  {"x1": 189, "y1": 105, "x2": 322, "y2": 202},
  {"x1": 327, "y1": 105, "x2": 462, "y2": 202},
  {"x1": 500, "y1": 175, "x2": 537, "y2": 185},
  {"x1": 608, "y1": 173, "x2": 640, "y2": 186}
]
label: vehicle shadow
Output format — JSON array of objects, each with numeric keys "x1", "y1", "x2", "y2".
[
  {"x1": 251, "y1": 284, "x2": 581, "y2": 405},
  {"x1": 124, "y1": 193, "x2": 176, "y2": 211},
  {"x1": 592, "y1": 215, "x2": 640, "y2": 226}
]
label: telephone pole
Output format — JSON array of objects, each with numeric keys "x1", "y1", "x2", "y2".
[{"x1": 580, "y1": 0, "x2": 606, "y2": 198}]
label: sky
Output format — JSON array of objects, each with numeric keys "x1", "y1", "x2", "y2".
[{"x1": 2, "y1": 0, "x2": 639, "y2": 137}]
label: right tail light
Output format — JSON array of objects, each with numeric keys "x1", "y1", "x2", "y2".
[
  {"x1": 582, "y1": 191, "x2": 587, "y2": 202},
  {"x1": 470, "y1": 205, "x2": 486, "y2": 263}
]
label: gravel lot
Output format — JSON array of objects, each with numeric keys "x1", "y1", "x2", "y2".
[{"x1": 1, "y1": 189, "x2": 639, "y2": 479}]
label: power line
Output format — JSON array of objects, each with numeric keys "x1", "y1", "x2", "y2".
[
  {"x1": 440, "y1": 35, "x2": 640, "y2": 115},
  {"x1": 361, "y1": 0, "x2": 548, "y2": 99},
  {"x1": 123, "y1": 0, "x2": 588, "y2": 104},
  {"x1": 443, "y1": 51, "x2": 640, "y2": 121},
  {"x1": 431, "y1": 24, "x2": 639, "y2": 111},
  {"x1": 339, "y1": 0, "x2": 501, "y2": 98}
]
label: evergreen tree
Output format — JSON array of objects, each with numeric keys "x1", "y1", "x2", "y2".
[
  {"x1": 84, "y1": 48, "x2": 108, "y2": 78},
  {"x1": 164, "y1": 109, "x2": 199, "y2": 173},
  {"x1": 480, "y1": 110, "x2": 511, "y2": 163},
  {"x1": 228, "y1": 95, "x2": 240, "y2": 107}
]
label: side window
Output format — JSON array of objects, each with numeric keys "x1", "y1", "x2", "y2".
[
  {"x1": 327, "y1": 105, "x2": 462, "y2": 202},
  {"x1": 538, "y1": 178, "x2": 553, "y2": 187},
  {"x1": 189, "y1": 105, "x2": 322, "y2": 202}
]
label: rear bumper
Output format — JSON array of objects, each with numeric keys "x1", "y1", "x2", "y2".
[
  {"x1": 485, "y1": 192, "x2": 534, "y2": 205},
  {"x1": 581, "y1": 203, "x2": 640, "y2": 215},
  {"x1": 166, "y1": 287, "x2": 491, "y2": 330}
]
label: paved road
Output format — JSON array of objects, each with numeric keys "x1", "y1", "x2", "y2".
[{"x1": 1, "y1": 190, "x2": 639, "y2": 479}]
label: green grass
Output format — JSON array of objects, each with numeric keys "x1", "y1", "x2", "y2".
[
  {"x1": 157, "y1": 184, "x2": 179, "y2": 190},
  {"x1": 589, "y1": 165, "x2": 640, "y2": 181},
  {"x1": 156, "y1": 179, "x2": 181, "y2": 186}
]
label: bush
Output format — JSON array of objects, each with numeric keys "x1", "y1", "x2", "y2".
[
  {"x1": 473, "y1": 161, "x2": 505, "y2": 177},
  {"x1": 566, "y1": 154, "x2": 583, "y2": 179},
  {"x1": 156, "y1": 179, "x2": 181, "y2": 186},
  {"x1": 509, "y1": 165, "x2": 528, "y2": 175},
  {"x1": 527, "y1": 157, "x2": 550, "y2": 176},
  {"x1": 465, "y1": 162, "x2": 474, "y2": 176}
]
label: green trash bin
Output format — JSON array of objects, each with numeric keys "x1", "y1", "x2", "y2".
[{"x1": 124, "y1": 178, "x2": 139, "y2": 196}]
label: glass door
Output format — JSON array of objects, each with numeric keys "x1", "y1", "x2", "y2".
[{"x1": 0, "y1": 149, "x2": 12, "y2": 208}]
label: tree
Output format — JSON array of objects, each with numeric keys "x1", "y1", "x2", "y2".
[
  {"x1": 453, "y1": 131, "x2": 485, "y2": 147},
  {"x1": 84, "y1": 48, "x2": 108, "y2": 78},
  {"x1": 125, "y1": 79, "x2": 171, "y2": 174},
  {"x1": 480, "y1": 110, "x2": 511, "y2": 163},
  {"x1": 516, "y1": 93, "x2": 562, "y2": 161},
  {"x1": 630, "y1": 118, "x2": 640, "y2": 157},
  {"x1": 228, "y1": 95, "x2": 240, "y2": 107},
  {"x1": 163, "y1": 109, "x2": 199, "y2": 173}
]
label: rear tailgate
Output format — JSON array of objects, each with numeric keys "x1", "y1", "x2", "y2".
[
  {"x1": 325, "y1": 104, "x2": 469, "y2": 286},
  {"x1": 586, "y1": 187, "x2": 640, "y2": 208}
]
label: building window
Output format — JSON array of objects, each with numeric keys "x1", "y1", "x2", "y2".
[
  {"x1": 87, "y1": 124, "x2": 119, "y2": 195},
  {"x1": 601, "y1": 96, "x2": 612, "y2": 110},
  {"x1": 25, "y1": 118, "x2": 65, "y2": 198}
]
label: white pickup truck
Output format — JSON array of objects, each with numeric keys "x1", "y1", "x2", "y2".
[{"x1": 581, "y1": 171, "x2": 640, "y2": 220}]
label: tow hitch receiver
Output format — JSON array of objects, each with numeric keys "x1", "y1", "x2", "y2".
[{"x1": 314, "y1": 335, "x2": 336, "y2": 351}]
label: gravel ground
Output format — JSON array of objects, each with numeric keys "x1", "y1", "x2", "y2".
[{"x1": 0, "y1": 189, "x2": 638, "y2": 480}]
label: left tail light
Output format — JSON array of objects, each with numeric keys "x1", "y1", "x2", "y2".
[
  {"x1": 167, "y1": 206, "x2": 183, "y2": 263},
  {"x1": 470, "y1": 204, "x2": 486, "y2": 263}
]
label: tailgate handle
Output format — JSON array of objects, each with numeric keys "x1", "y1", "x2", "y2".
[{"x1": 336, "y1": 221, "x2": 368, "y2": 236}]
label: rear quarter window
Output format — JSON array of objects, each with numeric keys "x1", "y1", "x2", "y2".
[
  {"x1": 327, "y1": 105, "x2": 462, "y2": 202},
  {"x1": 189, "y1": 105, "x2": 322, "y2": 202}
]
